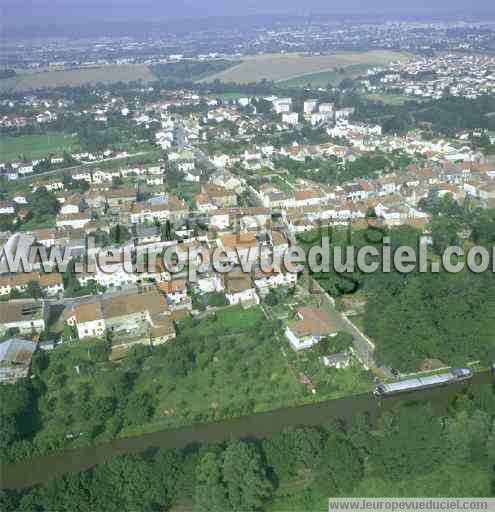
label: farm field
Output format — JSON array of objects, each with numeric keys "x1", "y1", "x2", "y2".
[
  {"x1": 0, "y1": 64, "x2": 156, "y2": 93},
  {"x1": 364, "y1": 92, "x2": 421, "y2": 105},
  {"x1": 202, "y1": 51, "x2": 409, "y2": 84},
  {"x1": 280, "y1": 63, "x2": 375, "y2": 88},
  {"x1": 207, "y1": 91, "x2": 250, "y2": 101},
  {"x1": 0, "y1": 133, "x2": 79, "y2": 161}
]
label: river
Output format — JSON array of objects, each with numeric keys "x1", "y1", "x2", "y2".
[{"x1": 1, "y1": 370, "x2": 493, "y2": 490}]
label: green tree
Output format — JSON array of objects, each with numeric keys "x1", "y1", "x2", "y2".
[
  {"x1": 262, "y1": 428, "x2": 324, "y2": 483},
  {"x1": 26, "y1": 280, "x2": 43, "y2": 300},
  {"x1": 315, "y1": 433, "x2": 364, "y2": 494},
  {"x1": 222, "y1": 441, "x2": 273, "y2": 511},
  {"x1": 90, "y1": 455, "x2": 156, "y2": 511},
  {"x1": 370, "y1": 405, "x2": 447, "y2": 481},
  {"x1": 122, "y1": 391, "x2": 153, "y2": 426},
  {"x1": 264, "y1": 289, "x2": 279, "y2": 306},
  {"x1": 194, "y1": 451, "x2": 228, "y2": 511},
  {"x1": 29, "y1": 187, "x2": 60, "y2": 216},
  {"x1": 430, "y1": 216, "x2": 460, "y2": 256},
  {"x1": 206, "y1": 292, "x2": 229, "y2": 308},
  {"x1": 110, "y1": 224, "x2": 131, "y2": 245},
  {"x1": 0, "y1": 382, "x2": 32, "y2": 452},
  {"x1": 161, "y1": 220, "x2": 174, "y2": 241}
]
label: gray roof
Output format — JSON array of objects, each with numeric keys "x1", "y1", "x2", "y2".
[
  {"x1": 0, "y1": 338, "x2": 37, "y2": 366},
  {"x1": 134, "y1": 225, "x2": 160, "y2": 238},
  {"x1": 324, "y1": 352, "x2": 350, "y2": 366}
]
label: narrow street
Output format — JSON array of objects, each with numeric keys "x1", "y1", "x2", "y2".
[
  {"x1": 17, "y1": 150, "x2": 155, "y2": 181},
  {"x1": 306, "y1": 274, "x2": 377, "y2": 371}
]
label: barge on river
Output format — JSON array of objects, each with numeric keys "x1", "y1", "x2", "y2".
[{"x1": 374, "y1": 368, "x2": 473, "y2": 396}]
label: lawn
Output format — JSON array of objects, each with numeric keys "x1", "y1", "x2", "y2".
[
  {"x1": 349, "y1": 314, "x2": 365, "y2": 333},
  {"x1": 269, "y1": 175, "x2": 294, "y2": 193},
  {"x1": 19, "y1": 214, "x2": 56, "y2": 231},
  {"x1": 364, "y1": 92, "x2": 420, "y2": 105},
  {"x1": 280, "y1": 63, "x2": 374, "y2": 88},
  {"x1": 125, "y1": 306, "x2": 307, "y2": 435},
  {"x1": 0, "y1": 133, "x2": 79, "y2": 161},
  {"x1": 284, "y1": 341, "x2": 371, "y2": 399},
  {"x1": 19, "y1": 303, "x2": 372, "y2": 459},
  {"x1": 265, "y1": 285, "x2": 373, "y2": 399},
  {"x1": 24, "y1": 307, "x2": 308, "y2": 453},
  {"x1": 203, "y1": 51, "x2": 409, "y2": 84}
]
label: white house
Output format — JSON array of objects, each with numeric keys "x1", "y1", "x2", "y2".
[
  {"x1": 60, "y1": 200, "x2": 80, "y2": 216},
  {"x1": 223, "y1": 271, "x2": 259, "y2": 306},
  {"x1": 253, "y1": 267, "x2": 297, "y2": 295},
  {"x1": 209, "y1": 210, "x2": 230, "y2": 230},
  {"x1": 285, "y1": 307, "x2": 337, "y2": 351},
  {"x1": 0, "y1": 301, "x2": 46, "y2": 336},
  {"x1": 304, "y1": 99, "x2": 318, "y2": 114},
  {"x1": 319, "y1": 103, "x2": 334, "y2": 114},
  {"x1": 0, "y1": 202, "x2": 15, "y2": 215},
  {"x1": 196, "y1": 274, "x2": 224, "y2": 295},
  {"x1": 56, "y1": 212, "x2": 91, "y2": 229},
  {"x1": 13, "y1": 195, "x2": 27, "y2": 205},
  {"x1": 66, "y1": 302, "x2": 106, "y2": 339},
  {"x1": 282, "y1": 112, "x2": 299, "y2": 126}
]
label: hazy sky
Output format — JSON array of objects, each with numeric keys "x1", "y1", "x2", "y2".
[{"x1": 3, "y1": 0, "x2": 495, "y2": 27}]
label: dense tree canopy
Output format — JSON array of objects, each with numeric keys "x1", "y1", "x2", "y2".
[{"x1": 302, "y1": 219, "x2": 495, "y2": 371}]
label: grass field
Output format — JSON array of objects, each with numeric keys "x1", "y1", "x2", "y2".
[
  {"x1": 364, "y1": 92, "x2": 419, "y2": 105},
  {"x1": 279, "y1": 63, "x2": 374, "y2": 88},
  {"x1": 124, "y1": 307, "x2": 308, "y2": 435},
  {"x1": 207, "y1": 92, "x2": 250, "y2": 101},
  {"x1": 202, "y1": 51, "x2": 409, "y2": 84},
  {"x1": 0, "y1": 64, "x2": 156, "y2": 93},
  {"x1": 19, "y1": 214, "x2": 56, "y2": 231},
  {"x1": 26, "y1": 307, "x2": 309, "y2": 448},
  {"x1": 0, "y1": 133, "x2": 79, "y2": 161},
  {"x1": 14, "y1": 304, "x2": 372, "y2": 459}
]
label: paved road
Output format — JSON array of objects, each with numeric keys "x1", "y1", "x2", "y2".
[
  {"x1": 17, "y1": 150, "x2": 155, "y2": 181},
  {"x1": 306, "y1": 274, "x2": 376, "y2": 371}
]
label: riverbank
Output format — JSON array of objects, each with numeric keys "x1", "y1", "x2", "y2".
[
  {"x1": 1, "y1": 371, "x2": 492, "y2": 490},
  {"x1": 0, "y1": 306, "x2": 372, "y2": 469}
]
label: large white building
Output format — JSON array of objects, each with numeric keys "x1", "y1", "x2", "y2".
[{"x1": 304, "y1": 99, "x2": 318, "y2": 114}]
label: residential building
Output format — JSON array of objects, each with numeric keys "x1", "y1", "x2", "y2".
[
  {"x1": 0, "y1": 301, "x2": 47, "y2": 336},
  {"x1": 223, "y1": 268, "x2": 259, "y2": 306},
  {"x1": 285, "y1": 307, "x2": 338, "y2": 351},
  {"x1": 0, "y1": 338, "x2": 38, "y2": 383}
]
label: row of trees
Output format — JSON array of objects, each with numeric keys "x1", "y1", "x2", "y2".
[
  {"x1": 351, "y1": 93, "x2": 495, "y2": 137},
  {"x1": 272, "y1": 150, "x2": 413, "y2": 186},
  {"x1": 151, "y1": 60, "x2": 240, "y2": 83}
]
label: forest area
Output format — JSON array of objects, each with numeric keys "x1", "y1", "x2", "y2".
[
  {"x1": 151, "y1": 60, "x2": 240, "y2": 83},
  {"x1": 300, "y1": 199, "x2": 495, "y2": 372}
]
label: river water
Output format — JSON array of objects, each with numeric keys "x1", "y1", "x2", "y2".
[{"x1": 1, "y1": 371, "x2": 493, "y2": 490}]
